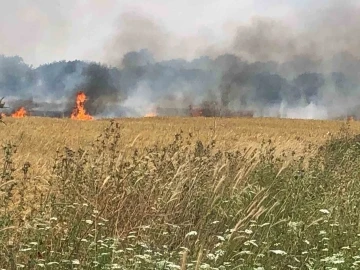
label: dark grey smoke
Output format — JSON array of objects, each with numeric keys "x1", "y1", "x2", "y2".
[
  {"x1": 65, "y1": 63, "x2": 122, "y2": 116},
  {"x1": 1, "y1": 49, "x2": 360, "y2": 119},
  {"x1": 105, "y1": 13, "x2": 170, "y2": 66},
  {"x1": 2, "y1": 0, "x2": 360, "y2": 119}
]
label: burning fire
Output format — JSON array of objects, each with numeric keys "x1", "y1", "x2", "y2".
[
  {"x1": 144, "y1": 107, "x2": 157, "y2": 117},
  {"x1": 144, "y1": 111, "x2": 157, "y2": 117},
  {"x1": 71, "y1": 91, "x2": 93, "y2": 120},
  {"x1": 11, "y1": 107, "x2": 27, "y2": 118}
]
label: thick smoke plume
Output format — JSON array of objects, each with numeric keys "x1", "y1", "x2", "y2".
[
  {"x1": 1, "y1": 1, "x2": 360, "y2": 119},
  {"x1": 65, "y1": 63, "x2": 122, "y2": 116},
  {"x1": 0, "y1": 0, "x2": 73, "y2": 66}
]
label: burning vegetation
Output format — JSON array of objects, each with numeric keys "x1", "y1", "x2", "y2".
[
  {"x1": 144, "y1": 112, "x2": 157, "y2": 117},
  {"x1": 1, "y1": 96, "x2": 256, "y2": 119},
  {"x1": 144, "y1": 107, "x2": 158, "y2": 117},
  {"x1": 71, "y1": 91, "x2": 94, "y2": 120},
  {"x1": 0, "y1": 93, "x2": 94, "y2": 120},
  {"x1": 11, "y1": 107, "x2": 27, "y2": 118},
  {"x1": 0, "y1": 107, "x2": 28, "y2": 118}
]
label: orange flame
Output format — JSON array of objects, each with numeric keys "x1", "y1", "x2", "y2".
[
  {"x1": 144, "y1": 107, "x2": 157, "y2": 117},
  {"x1": 12, "y1": 107, "x2": 27, "y2": 118},
  {"x1": 71, "y1": 91, "x2": 93, "y2": 120},
  {"x1": 144, "y1": 111, "x2": 157, "y2": 117}
]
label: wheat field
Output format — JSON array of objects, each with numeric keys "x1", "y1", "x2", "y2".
[
  {"x1": 2, "y1": 116, "x2": 360, "y2": 269},
  {"x1": 0, "y1": 115, "x2": 355, "y2": 209},
  {"x1": 0, "y1": 116, "x2": 355, "y2": 175},
  {"x1": 0, "y1": 116, "x2": 356, "y2": 174}
]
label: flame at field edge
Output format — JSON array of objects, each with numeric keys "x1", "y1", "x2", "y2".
[
  {"x1": 11, "y1": 107, "x2": 27, "y2": 118},
  {"x1": 144, "y1": 107, "x2": 158, "y2": 117},
  {"x1": 71, "y1": 91, "x2": 94, "y2": 120}
]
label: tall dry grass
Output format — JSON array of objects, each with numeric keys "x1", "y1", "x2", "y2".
[
  {"x1": 0, "y1": 116, "x2": 354, "y2": 176},
  {"x1": 1, "y1": 116, "x2": 360, "y2": 269}
]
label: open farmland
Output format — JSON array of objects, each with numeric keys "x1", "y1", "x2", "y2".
[
  {"x1": 0, "y1": 116, "x2": 356, "y2": 175},
  {"x1": 1, "y1": 116, "x2": 360, "y2": 269}
]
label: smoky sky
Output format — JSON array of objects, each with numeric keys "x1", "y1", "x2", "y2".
[
  {"x1": 0, "y1": 0, "x2": 73, "y2": 66},
  {"x1": 1, "y1": 0, "x2": 360, "y2": 120},
  {"x1": 103, "y1": 0, "x2": 360, "y2": 67},
  {"x1": 2, "y1": 0, "x2": 360, "y2": 67},
  {"x1": 3, "y1": 0, "x2": 349, "y2": 66},
  {"x1": 228, "y1": 1, "x2": 360, "y2": 64}
]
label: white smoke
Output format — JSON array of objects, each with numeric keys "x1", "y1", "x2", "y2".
[{"x1": 121, "y1": 82, "x2": 156, "y2": 117}]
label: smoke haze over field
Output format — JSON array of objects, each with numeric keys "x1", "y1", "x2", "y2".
[{"x1": 1, "y1": 0, "x2": 360, "y2": 119}]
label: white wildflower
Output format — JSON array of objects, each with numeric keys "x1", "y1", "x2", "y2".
[
  {"x1": 71, "y1": 259, "x2": 80, "y2": 265},
  {"x1": 216, "y1": 235, "x2": 225, "y2": 241},
  {"x1": 319, "y1": 209, "x2": 330, "y2": 215},
  {"x1": 239, "y1": 250, "x2": 253, "y2": 255},
  {"x1": 19, "y1": 248, "x2": 32, "y2": 252},
  {"x1": 47, "y1": 262, "x2": 59, "y2": 265},
  {"x1": 269, "y1": 250, "x2": 287, "y2": 255},
  {"x1": 185, "y1": 231, "x2": 198, "y2": 238}
]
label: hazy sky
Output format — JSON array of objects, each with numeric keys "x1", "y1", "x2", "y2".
[{"x1": 0, "y1": 0, "x2": 355, "y2": 66}]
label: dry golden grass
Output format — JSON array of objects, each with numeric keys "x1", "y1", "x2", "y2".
[
  {"x1": 2, "y1": 115, "x2": 360, "y2": 268},
  {"x1": 0, "y1": 116, "x2": 358, "y2": 177}
]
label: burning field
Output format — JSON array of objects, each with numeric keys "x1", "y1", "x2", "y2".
[
  {"x1": 1, "y1": 89, "x2": 351, "y2": 170},
  {"x1": 2, "y1": 85, "x2": 360, "y2": 269},
  {"x1": 1, "y1": 55, "x2": 359, "y2": 269},
  {"x1": 5, "y1": 45, "x2": 360, "y2": 122},
  {"x1": 0, "y1": 90, "x2": 356, "y2": 163},
  {"x1": 1, "y1": 108, "x2": 360, "y2": 268},
  {"x1": 1, "y1": 91, "x2": 95, "y2": 120},
  {"x1": 4, "y1": 1, "x2": 360, "y2": 267},
  {"x1": 70, "y1": 91, "x2": 94, "y2": 120},
  {"x1": 0, "y1": 93, "x2": 258, "y2": 120}
]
